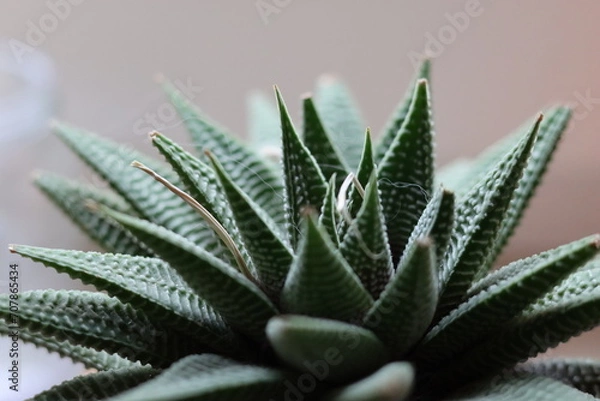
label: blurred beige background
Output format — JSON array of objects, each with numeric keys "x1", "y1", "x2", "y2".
[{"x1": 0, "y1": 1, "x2": 599, "y2": 399}]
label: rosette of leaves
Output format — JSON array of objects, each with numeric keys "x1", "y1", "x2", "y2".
[{"x1": 3, "y1": 61, "x2": 600, "y2": 401}]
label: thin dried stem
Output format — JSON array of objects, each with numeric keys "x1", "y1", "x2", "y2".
[
  {"x1": 130, "y1": 160, "x2": 253, "y2": 282},
  {"x1": 352, "y1": 175, "x2": 365, "y2": 198}
]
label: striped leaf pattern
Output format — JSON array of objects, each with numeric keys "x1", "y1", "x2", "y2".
[
  {"x1": 209, "y1": 153, "x2": 293, "y2": 298},
  {"x1": 35, "y1": 173, "x2": 151, "y2": 256},
  {"x1": 10, "y1": 245, "x2": 241, "y2": 353},
  {"x1": 375, "y1": 59, "x2": 431, "y2": 163},
  {"x1": 0, "y1": 290, "x2": 200, "y2": 367},
  {"x1": 0, "y1": 321, "x2": 141, "y2": 370},
  {"x1": 31, "y1": 367, "x2": 159, "y2": 401},
  {"x1": 277, "y1": 86, "x2": 328, "y2": 249},
  {"x1": 339, "y1": 174, "x2": 393, "y2": 298},
  {"x1": 516, "y1": 358, "x2": 600, "y2": 398},
  {"x1": 109, "y1": 354, "x2": 286, "y2": 401},
  {"x1": 52, "y1": 122, "x2": 230, "y2": 261},
  {"x1": 414, "y1": 235, "x2": 600, "y2": 368},
  {"x1": 282, "y1": 216, "x2": 373, "y2": 322},
  {"x1": 99, "y1": 209, "x2": 277, "y2": 341},
  {"x1": 436, "y1": 117, "x2": 541, "y2": 319}
]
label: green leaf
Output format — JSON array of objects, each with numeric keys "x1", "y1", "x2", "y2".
[
  {"x1": 319, "y1": 175, "x2": 340, "y2": 245},
  {"x1": 377, "y1": 79, "x2": 434, "y2": 264},
  {"x1": 430, "y1": 258, "x2": 600, "y2": 388},
  {"x1": 375, "y1": 59, "x2": 431, "y2": 163},
  {"x1": 35, "y1": 172, "x2": 151, "y2": 256},
  {"x1": 483, "y1": 107, "x2": 573, "y2": 269},
  {"x1": 0, "y1": 320, "x2": 140, "y2": 371},
  {"x1": 108, "y1": 354, "x2": 286, "y2": 401},
  {"x1": 436, "y1": 116, "x2": 541, "y2": 319},
  {"x1": 469, "y1": 239, "x2": 596, "y2": 298},
  {"x1": 10, "y1": 245, "x2": 243, "y2": 355},
  {"x1": 347, "y1": 129, "x2": 375, "y2": 218},
  {"x1": 339, "y1": 174, "x2": 393, "y2": 298},
  {"x1": 516, "y1": 358, "x2": 600, "y2": 398},
  {"x1": 315, "y1": 75, "x2": 366, "y2": 169},
  {"x1": 208, "y1": 153, "x2": 293, "y2": 299},
  {"x1": 323, "y1": 362, "x2": 414, "y2": 401},
  {"x1": 101, "y1": 209, "x2": 277, "y2": 341},
  {"x1": 0, "y1": 290, "x2": 198, "y2": 367},
  {"x1": 445, "y1": 373, "x2": 595, "y2": 401},
  {"x1": 247, "y1": 91, "x2": 282, "y2": 164},
  {"x1": 364, "y1": 238, "x2": 437, "y2": 357},
  {"x1": 266, "y1": 315, "x2": 388, "y2": 382},
  {"x1": 403, "y1": 186, "x2": 454, "y2": 272},
  {"x1": 51, "y1": 122, "x2": 230, "y2": 262},
  {"x1": 430, "y1": 190, "x2": 455, "y2": 268},
  {"x1": 163, "y1": 80, "x2": 286, "y2": 226},
  {"x1": 413, "y1": 235, "x2": 600, "y2": 368},
  {"x1": 30, "y1": 366, "x2": 159, "y2": 401},
  {"x1": 302, "y1": 96, "x2": 350, "y2": 188},
  {"x1": 276, "y1": 86, "x2": 328, "y2": 249},
  {"x1": 282, "y1": 215, "x2": 373, "y2": 322}
]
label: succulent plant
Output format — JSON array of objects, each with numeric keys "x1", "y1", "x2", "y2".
[{"x1": 3, "y1": 61, "x2": 600, "y2": 401}]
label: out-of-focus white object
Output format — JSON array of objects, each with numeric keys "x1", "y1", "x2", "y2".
[
  {"x1": 0, "y1": 41, "x2": 56, "y2": 144},
  {"x1": 0, "y1": 40, "x2": 57, "y2": 274},
  {"x1": 0, "y1": 40, "x2": 57, "y2": 272}
]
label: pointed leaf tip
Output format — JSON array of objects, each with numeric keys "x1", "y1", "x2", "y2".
[
  {"x1": 363, "y1": 236, "x2": 438, "y2": 356},
  {"x1": 339, "y1": 171, "x2": 394, "y2": 298},
  {"x1": 279, "y1": 87, "x2": 328, "y2": 248},
  {"x1": 302, "y1": 95, "x2": 350, "y2": 186},
  {"x1": 377, "y1": 75, "x2": 434, "y2": 264},
  {"x1": 282, "y1": 213, "x2": 373, "y2": 322}
]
